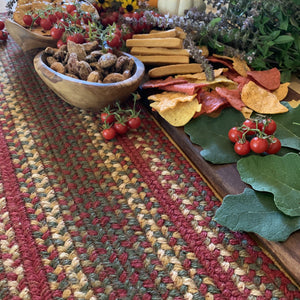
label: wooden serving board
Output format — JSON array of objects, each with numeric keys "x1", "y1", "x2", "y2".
[{"x1": 141, "y1": 87, "x2": 300, "y2": 288}]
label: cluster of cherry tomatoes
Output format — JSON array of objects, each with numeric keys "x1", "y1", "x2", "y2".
[
  {"x1": 100, "y1": 96, "x2": 142, "y2": 141},
  {"x1": 100, "y1": 9, "x2": 155, "y2": 49},
  {"x1": 0, "y1": 20, "x2": 8, "y2": 41},
  {"x1": 22, "y1": 4, "x2": 97, "y2": 48},
  {"x1": 228, "y1": 117, "x2": 281, "y2": 156},
  {"x1": 21, "y1": 2, "x2": 155, "y2": 50}
]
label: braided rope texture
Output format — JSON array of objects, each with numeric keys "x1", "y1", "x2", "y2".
[{"x1": 0, "y1": 36, "x2": 299, "y2": 300}]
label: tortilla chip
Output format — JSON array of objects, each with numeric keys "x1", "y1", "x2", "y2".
[
  {"x1": 232, "y1": 57, "x2": 250, "y2": 77},
  {"x1": 215, "y1": 87, "x2": 245, "y2": 111},
  {"x1": 272, "y1": 82, "x2": 290, "y2": 101},
  {"x1": 247, "y1": 68, "x2": 281, "y2": 91},
  {"x1": 153, "y1": 98, "x2": 202, "y2": 127},
  {"x1": 213, "y1": 54, "x2": 234, "y2": 61},
  {"x1": 178, "y1": 68, "x2": 226, "y2": 81},
  {"x1": 241, "y1": 106, "x2": 253, "y2": 119},
  {"x1": 161, "y1": 83, "x2": 208, "y2": 95},
  {"x1": 149, "y1": 92, "x2": 197, "y2": 112},
  {"x1": 241, "y1": 81, "x2": 289, "y2": 114},
  {"x1": 142, "y1": 76, "x2": 188, "y2": 89},
  {"x1": 289, "y1": 100, "x2": 300, "y2": 108},
  {"x1": 198, "y1": 90, "x2": 229, "y2": 115},
  {"x1": 192, "y1": 75, "x2": 236, "y2": 86}
]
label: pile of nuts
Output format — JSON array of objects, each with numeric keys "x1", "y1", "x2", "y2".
[{"x1": 44, "y1": 40, "x2": 136, "y2": 83}]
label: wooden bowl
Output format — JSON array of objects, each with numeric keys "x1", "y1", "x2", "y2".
[
  {"x1": 33, "y1": 50, "x2": 145, "y2": 111},
  {"x1": 5, "y1": 18, "x2": 57, "y2": 51}
]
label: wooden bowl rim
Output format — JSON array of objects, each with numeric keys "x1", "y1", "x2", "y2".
[
  {"x1": 35, "y1": 50, "x2": 145, "y2": 87},
  {"x1": 5, "y1": 18, "x2": 55, "y2": 42}
]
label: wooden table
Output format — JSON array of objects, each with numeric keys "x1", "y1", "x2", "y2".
[{"x1": 141, "y1": 87, "x2": 300, "y2": 288}]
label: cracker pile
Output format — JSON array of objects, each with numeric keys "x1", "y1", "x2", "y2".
[{"x1": 126, "y1": 28, "x2": 191, "y2": 65}]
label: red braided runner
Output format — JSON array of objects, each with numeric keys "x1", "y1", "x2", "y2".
[{"x1": 0, "y1": 33, "x2": 300, "y2": 300}]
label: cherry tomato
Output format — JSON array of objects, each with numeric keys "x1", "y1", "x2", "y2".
[
  {"x1": 55, "y1": 11, "x2": 64, "y2": 20},
  {"x1": 0, "y1": 31, "x2": 8, "y2": 41},
  {"x1": 23, "y1": 15, "x2": 33, "y2": 26},
  {"x1": 83, "y1": 13, "x2": 92, "y2": 24},
  {"x1": 100, "y1": 112, "x2": 115, "y2": 124},
  {"x1": 266, "y1": 137, "x2": 281, "y2": 154},
  {"x1": 228, "y1": 127, "x2": 243, "y2": 143},
  {"x1": 0, "y1": 21, "x2": 4, "y2": 31},
  {"x1": 32, "y1": 13, "x2": 41, "y2": 25},
  {"x1": 234, "y1": 140, "x2": 250, "y2": 156},
  {"x1": 66, "y1": 35, "x2": 75, "y2": 43},
  {"x1": 132, "y1": 12, "x2": 141, "y2": 20},
  {"x1": 50, "y1": 26, "x2": 64, "y2": 40},
  {"x1": 128, "y1": 116, "x2": 141, "y2": 129},
  {"x1": 72, "y1": 33, "x2": 85, "y2": 44},
  {"x1": 242, "y1": 119, "x2": 257, "y2": 135},
  {"x1": 264, "y1": 119, "x2": 277, "y2": 135},
  {"x1": 66, "y1": 4, "x2": 77, "y2": 14},
  {"x1": 102, "y1": 127, "x2": 116, "y2": 140},
  {"x1": 40, "y1": 18, "x2": 52, "y2": 30},
  {"x1": 48, "y1": 14, "x2": 57, "y2": 24},
  {"x1": 114, "y1": 122, "x2": 128, "y2": 135},
  {"x1": 56, "y1": 39, "x2": 65, "y2": 48},
  {"x1": 122, "y1": 31, "x2": 133, "y2": 41},
  {"x1": 107, "y1": 34, "x2": 121, "y2": 48},
  {"x1": 250, "y1": 137, "x2": 268, "y2": 153}
]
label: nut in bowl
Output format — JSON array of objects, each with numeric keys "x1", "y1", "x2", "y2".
[{"x1": 33, "y1": 41, "x2": 145, "y2": 111}]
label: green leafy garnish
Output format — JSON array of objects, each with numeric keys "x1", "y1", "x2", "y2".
[
  {"x1": 237, "y1": 153, "x2": 300, "y2": 217},
  {"x1": 214, "y1": 188, "x2": 300, "y2": 241}
]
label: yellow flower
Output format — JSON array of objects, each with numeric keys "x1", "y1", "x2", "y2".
[
  {"x1": 120, "y1": 0, "x2": 139, "y2": 13},
  {"x1": 95, "y1": 0, "x2": 112, "y2": 9}
]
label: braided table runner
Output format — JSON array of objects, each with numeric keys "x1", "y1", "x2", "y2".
[{"x1": 0, "y1": 35, "x2": 300, "y2": 300}]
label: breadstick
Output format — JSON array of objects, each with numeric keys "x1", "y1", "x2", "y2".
[
  {"x1": 126, "y1": 37, "x2": 183, "y2": 49},
  {"x1": 130, "y1": 47, "x2": 190, "y2": 57},
  {"x1": 150, "y1": 27, "x2": 186, "y2": 39},
  {"x1": 135, "y1": 55, "x2": 190, "y2": 65},
  {"x1": 148, "y1": 64, "x2": 203, "y2": 78},
  {"x1": 132, "y1": 29, "x2": 178, "y2": 39}
]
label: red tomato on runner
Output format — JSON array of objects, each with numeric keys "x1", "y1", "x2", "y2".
[
  {"x1": 102, "y1": 127, "x2": 116, "y2": 140},
  {"x1": 114, "y1": 122, "x2": 128, "y2": 135},
  {"x1": 0, "y1": 21, "x2": 4, "y2": 31},
  {"x1": 100, "y1": 112, "x2": 115, "y2": 124},
  {"x1": 0, "y1": 31, "x2": 8, "y2": 41},
  {"x1": 128, "y1": 117, "x2": 141, "y2": 129}
]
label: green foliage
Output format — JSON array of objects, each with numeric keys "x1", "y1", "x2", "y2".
[
  {"x1": 184, "y1": 108, "x2": 244, "y2": 164},
  {"x1": 214, "y1": 188, "x2": 300, "y2": 241},
  {"x1": 184, "y1": 104, "x2": 300, "y2": 164},
  {"x1": 271, "y1": 102, "x2": 300, "y2": 150},
  {"x1": 181, "y1": 0, "x2": 300, "y2": 81},
  {"x1": 237, "y1": 153, "x2": 300, "y2": 217}
]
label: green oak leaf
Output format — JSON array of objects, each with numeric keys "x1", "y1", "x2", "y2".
[
  {"x1": 271, "y1": 102, "x2": 300, "y2": 151},
  {"x1": 184, "y1": 108, "x2": 245, "y2": 164},
  {"x1": 237, "y1": 153, "x2": 300, "y2": 216},
  {"x1": 214, "y1": 188, "x2": 300, "y2": 242}
]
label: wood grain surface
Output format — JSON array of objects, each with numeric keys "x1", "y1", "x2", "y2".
[{"x1": 141, "y1": 87, "x2": 300, "y2": 288}]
